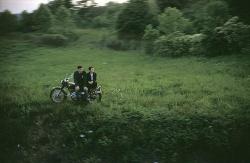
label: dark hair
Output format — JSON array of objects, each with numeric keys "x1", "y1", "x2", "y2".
[
  {"x1": 77, "y1": 65, "x2": 82, "y2": 69},
  {"x1": 88, "y1": 66, "x2": 94, "y2": 70}
]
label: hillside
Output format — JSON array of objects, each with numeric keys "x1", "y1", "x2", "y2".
[{"x1": 0, "y1": 29, "x2": 250, "y2": 163}]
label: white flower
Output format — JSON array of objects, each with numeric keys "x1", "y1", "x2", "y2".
[
  {"x1": 88, "y1": 130, "x2": 93, "y2": 133},
  {"x1": 80, "y1": 134, "x2": 85, "y2": 138}
]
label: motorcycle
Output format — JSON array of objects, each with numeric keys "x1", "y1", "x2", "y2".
[{"x1": 50, "y1": 75, "x2": 102, "y2": 104}]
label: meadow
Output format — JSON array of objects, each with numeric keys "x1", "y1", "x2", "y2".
[{"x1": 0, "y1": 29, "x2": 250, "y2": 163}]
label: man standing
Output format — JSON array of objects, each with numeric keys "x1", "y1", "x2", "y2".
[
  {"x1": 87, "y1": 66, "x2": 97, "y2": 91},
  {"x1": 74, "y1": 65, "x2": 87, "y2": 99}
]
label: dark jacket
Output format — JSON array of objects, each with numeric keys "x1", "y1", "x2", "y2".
[
  {"x1": 74, "y1": 71, "x2": 87, "y2": 86},
  {"x1": 87, "y1": 72, "x2": 97, "y2": 83}
]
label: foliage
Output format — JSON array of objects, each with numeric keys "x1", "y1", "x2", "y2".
[
  {"x1": 32, "y1": 4, "x2": 54, "y2": 32},
  {"x1": 35, "y1": 34, "x2": 68, "y2": 46},
  {"x1": 154, "y1": 34, "x2": 190, "y2": 57},
  {"x1": 19, "y1": 11, "x2": 34, "y2": 32},
  {"x1": 0, "y1": 29, "x2": 250, "y2": 162},
  {"x1": 184, "y1": 0, "x2": 230, "y2": 32},
  {"x1": 156, "y1": 0, "x2": 192, "y2": 11},
  {"x1": 148, "y1": 0, "x2": 160, "y2": 15},
  {"x1": 101, "y1": 34, "x2": 141, "y2": 50},
  {"x1": 47, "y1": 0, "x2": 74, "y2": 12},
  {"x1": 76, "y1": 6, "x2": 106, "y2": 27},
  {"x1": 203, "y1": 16, "x2": 250, "y2": 56},
  {"x1": 154, "y1": 33, "x2": 205, "y2": 57},
  {"x1": 55, "y1": 5, "x2": 74, "y2": 28},
  {"x1": 143, "y1": 24, "x2": 160, "y2": 54},
  {"x1": 225, "y1": 0, "x2": 250, "y2": 24},
  {"x1": 48, "y1": 27, "x2": 79, "y2": 41},
  {"x1": 0, "y1": 10, "x2": 18, "y2": 34},
  {"x1": 91, "y1": 3, "x2": 123, "y2": 28},
  {"x1": 158, "y1": 7, "x2": 192, "y2": 35},
  {"x1": 116, "y1": 0, "x2": 157, "y2": 40}
]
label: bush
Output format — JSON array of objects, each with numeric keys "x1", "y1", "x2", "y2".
[
  {"x1": 101, "y1": 35, "x2": 141, "y2": 51},
  {"x1": 143, "y1": 24, "x2": 160, "y2": 54},
  {"x1": 32, "y1": 4, "x2": 54, "y2": 32},
  {"x1": 158, "y1": 7, "x2": 192, "y2": 35},
  {"x1": 36, "y1": 34, "x2": 68, "y2": 46},
  {"x1": 187, "y1": 33, "x2": 206, "y2": 55},
  {"x1": 92, "y1": 16, "x2": 111, "y2": 28},
  {"x1": 49, "y1": 107, "x2": 250, "y2": 163},
  {"x1": 0, "y1": 10, "x2": 18, "y2": 34},
  {"x1": 204, "y1": 16, "x2": 250, "y2": 56},
  {"x1": 154, "y1": 33, "x2": 204, "y2": 57},
  {"x1": 116, "y1": 0, "x2": 157, "y2": 40},
  {"x1": 186, "y1": 0, "x2": 230, "y2": 33},
  {"x1": 47, "y1": 27, "x2": 79, "y2": 41}
]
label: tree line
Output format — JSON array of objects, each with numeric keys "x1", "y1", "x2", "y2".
[
  {"x1": 0, "y1": 0, "x2": 249, "y2": 56},
  {"x1": 116, "y1": 0, "x2": 250, "y2": 56}
]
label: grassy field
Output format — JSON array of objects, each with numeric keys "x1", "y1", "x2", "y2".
[
  {"x1": 0, "y1": 29, "x2": 250, "y2": 163},
  {"x1": 1, "y1": 29, "x2": 249, "y2": 111}
]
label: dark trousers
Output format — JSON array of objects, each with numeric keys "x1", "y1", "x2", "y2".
[
  {"x1": 76, "y1": 85, "x2": 88, "y2": 100},
  {"x1": 87, "y1": 82, "x2": 97, "y2": 91}
]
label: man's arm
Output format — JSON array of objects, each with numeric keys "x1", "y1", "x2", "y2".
[
  {"x1": 73, "y1": 72, "x2": 79, "y2": 86},
  {"x1": 82, "y1": 71, "x2": 87, "y2": 85}
]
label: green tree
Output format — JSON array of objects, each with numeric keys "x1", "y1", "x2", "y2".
[
  {"x1": 116, "y1": 0, "x2": 157, "y2": 40},
  {"x1": 19, "y1": 10, "x2": 34, "y2": 32},
  {"x1": 156, "y1": 0, "x2": 192, "y2": 11},
  {"x1": 47, "y1": 0, "x2": 73, "y2": 12},
  {"x1": 204, "y1": 16, "x2": 250, "y2": 56},
  {"x1": 55, "y1": 5, "x2": 74, "y2": 28},
  {"x1": 0, "y1": 10, "x2": 18, "y2": 34},
  {"x1": 184, "y1": 0, "x2": 230, "y2": 32},
  {"x1": 91, "y1": 2, "x2": 124, "y2": 28},
  {"x1": 143, "y1": 24, "x2": 160, "y2": 54},
  {"x1": 33, "y1": 4, "x2": 54, "y2": 31},
  {"x1": 158, "y1": 7, "x2": 192, "y2": 35},
  {"x1": 225, "y1": 0, "x2": 250, "y2": 24},
  {"x1": 148, "y1": 0, "x2": 160, "y2": 15}
]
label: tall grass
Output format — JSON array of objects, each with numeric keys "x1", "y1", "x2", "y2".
[{"x1": 0, "y1": 29, "x2": 250, "y2": 162}]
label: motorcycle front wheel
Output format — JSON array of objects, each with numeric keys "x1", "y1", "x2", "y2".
[{"x1": 50, "y1": 88, "x2": 67, "y2": 103}]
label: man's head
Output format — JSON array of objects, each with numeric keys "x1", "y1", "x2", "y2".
[
  {"x1": 77, "y1": 65, "x2": 83, "y2": 73},
  {"x1": 89, "y1": 66, "x2": 95, "y2": 73}
]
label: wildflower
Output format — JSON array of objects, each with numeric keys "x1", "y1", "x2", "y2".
[{"x1": 80, "y1": 134, "x2": 85, "y2": 138}]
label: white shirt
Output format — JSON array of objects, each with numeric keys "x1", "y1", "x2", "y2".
[{"x1": 90, "y1": 73, "x2": 93, "y2": 81}]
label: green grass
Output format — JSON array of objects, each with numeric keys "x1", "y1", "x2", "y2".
[
  {"x1": 0, "y1": 29, "x2": 249, "y2": 113},
  {"x1": 0, "y1": 29, "x2": 250, "y2": 162}
]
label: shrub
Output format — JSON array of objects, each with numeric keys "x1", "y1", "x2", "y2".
[
  {"x1": 203, "y1": 16, "x2": 250, "y2": 56},
  {"x1": 116, "y1": 0, "x2": 157, "y2": 40},
  {"x1": 32, "y1": 4, "x2": 54, "y2": 32},
  {"x1": 101, "y1": 35, "x2": 141, "y2": 51},
  {"x1": 158, "y1": 7, "x2": 192, "y2": 35},
  {"x1": 187, "y1": 33, "x2": 206, "y2": 55},
  {"x1": 36, "y1": 34, "x2": 68, "y2": 46},
  {"x1": 187, "y1": 0, "x2": 230, "y2": 33},
  {"x1": 47, "y1": 27, "x2": 79, "y2": 41},
  {"x1": 154, "y1": 35, "x2": 190, "y2": 57},
  {"x1": 0, "y1": 10, "x2": 18, "y2": 34},
  {"x1": 54, "y1": 5, "x2": 74, "y2": 28},
  {"x1": 51, "y1": 107, "x2": 250, "y2": 163},
  {"x1": 143, "y1": 24, "x2": 160, "y2": 54},
  {"x1": 154, "y1": 33, "x2": 204, "y2": 57}
]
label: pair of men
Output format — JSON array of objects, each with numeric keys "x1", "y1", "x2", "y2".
[{"x1": 73, "y1": 65, "x2": 97, "y2": 94}]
